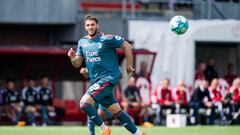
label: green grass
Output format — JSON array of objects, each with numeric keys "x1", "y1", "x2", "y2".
[{"x1": 0, "y1": 126, "x2": 240, "y2": 135}]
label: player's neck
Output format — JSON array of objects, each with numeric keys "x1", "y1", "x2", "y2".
[{"x1": 88, "y1": 32, "x2": 98, "y2": 39}]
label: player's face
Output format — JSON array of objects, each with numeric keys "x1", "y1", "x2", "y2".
[
  {"x1": 202, "y1": 80, "x2": 209, "y2": 88},
  {"x1": 85, "y1": 20, "x2": 99, "y2": 37},
  {"x1": 211, "y1": 79, "x2": 218, "y2": 89},
  {"x1": 41, "y1": 77, "x2": 49, "y2": 87},
  {"x1": 28, "y1": 80, "x2": 35, "y2": 88},
  {"x1": 7, "y1": 82, "x2": 15, "y2": 90},
  {"x1": 162, "y1": 80, "x2": 169, "y2": 88},
  {"x1": 128, "y1": 77, "x2": 136, "y2": 87},
  {"x1": 235, "y1": 78, "x2": 240, "y2": 87}
]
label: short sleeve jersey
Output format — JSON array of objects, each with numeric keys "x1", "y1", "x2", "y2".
[
  {"x1": 22, "y1": 87, "x2": 38, "y2": 106},
  {"x1": 4, "y1": 89, "x2": 20, "y2": 104},
  {"x1": 37, "y1": 87, "x2": 53, "y2": 106},
  {"x1": 76, "y1": 32, "x2": 124, "y2": 85}
]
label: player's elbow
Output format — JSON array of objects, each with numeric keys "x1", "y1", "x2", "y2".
[{"x1": 122, "y1": 41, "x2": 132, "y2": 50}]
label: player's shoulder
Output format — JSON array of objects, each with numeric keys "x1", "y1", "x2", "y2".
[
  {"x1": 78, "y1": 36, "x2": 88, "y2": 42},
  {"x1": 99, "y1": 32, "x2": 123, "y2": 41},
  {"x1": 77, "y1": 36, "x2": 88, "y2": 47}
]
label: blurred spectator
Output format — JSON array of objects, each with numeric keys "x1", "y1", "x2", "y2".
[
  {"x1": 224, "y1": 63, "x2": 237, "y2": 86},
  {"x1": 204, "y1": 57, "x2": 218, "y2": 84},
  {"x1": 190, "y1": 79, "x2": 215, "y2": 125},
  {"x1": 194, "y1": 62, "x2": 207, "y2": 89},
  {"x1": 230, "y1": 78, "x2": 240, "y2": 117},
  {"x1": 218, "y1": 78, "x2": 229, "y2": 97},
  {"x1": 195, "y1": 62, "x2": 206, "y2": 80},
  {"x1": 121, "y1": 77, "x2": 141, "y2": 113},
  {"x1": 209, "y1": 78, "x2": 225, "y2": 122},
  {"x1": 22, "y1": 77, "x2": 38, "y2": 126},
  {"x1": 36, "y1": 75, "x2": 54, "y2": 126},
  {"x1": 151, "y1": 79, "x2": 174, "y2": 125},
  {"x1": 4, "y1": 79, "x2": 22, "y2": 124},
  {"x1": 136, "y1": 61, "x2": 151, "y2": 82},
  {"x1": 136, "y1": 77, "x2": 153, "y2": 123},
  {"x1": 174, "y1": 80, "x2": 189, "y2": 114},
  {"x1": 136, "y1": 77, "x2": 151, "y2": 105},
  {"x1": 0, "y1": 80, "x2": 6, "y2": 120}
]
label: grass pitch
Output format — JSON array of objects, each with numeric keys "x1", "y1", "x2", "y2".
[{"x1": 0, "y1": 126, "x2": 240, "y2": 135}]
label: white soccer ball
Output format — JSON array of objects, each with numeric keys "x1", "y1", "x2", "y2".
[{"x1": 169, "y1": 15, "x2": 189, "y2": 35}]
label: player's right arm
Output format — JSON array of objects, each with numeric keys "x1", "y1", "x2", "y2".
[{"x1": 67, "y1": 48, "x2": 83, "y2": 68}]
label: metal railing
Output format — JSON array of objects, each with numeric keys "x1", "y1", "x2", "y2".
[{"x1": 78, "y1": 0, "x2": 240, "y2": 20}]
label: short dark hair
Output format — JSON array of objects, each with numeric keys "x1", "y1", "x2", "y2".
[
  {"x1": 6, "y1": 78, "x2": 15, "y2": 84},
  {"x1": 40, "y1": 74, "x2": 49, "y2": 80},
  {"x1": 26, "y1": 75, "x2": 35, "y2": 81},
  {"x1": 85, "y1": 15, "x2": 98, "y2": 24}
]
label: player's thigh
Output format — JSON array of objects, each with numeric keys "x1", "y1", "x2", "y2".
[
  {"x1": 107, "y1": 103, "x2": 121, "y2": 114},
  {"x1": 12, "y1": 103, "x2": 22, "y2": 112},
  {"x1": 87, "y1": 79, "x2": 116, "y2": 107},
  {"x1": 87, "y1": 81, "x2": 112, "y2": 100},
  {"x1": 26, "y1": 105, "x2": 36, "y2": 113},
  {"x1": 98, "y1": 109, "x2": 107, "y2": 119},
  {"x1": 80, "y1": 93, "x2": 95, "y2": 105}
]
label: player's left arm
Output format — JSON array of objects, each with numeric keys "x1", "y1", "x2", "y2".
[
  {"x1": 80, "y1": 67, "x2": 89, "y2": 79},
  {"x1": 121, "y1": 41, "x2": 135, "y2": 74}
]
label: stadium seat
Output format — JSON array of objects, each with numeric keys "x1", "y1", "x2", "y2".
[
  {"x1": 53, "y1": 98, "x2": 64, "y2": 108},
  {"x1": 63, "y1": 99, "x2": 87, "y2": 123}
]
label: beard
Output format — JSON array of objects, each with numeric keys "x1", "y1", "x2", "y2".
[{"x1": 89, "y1": 29, "x2": 98, "y2": 37}]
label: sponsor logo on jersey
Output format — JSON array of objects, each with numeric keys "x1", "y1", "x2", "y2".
[{"x1": 86, "y1": 51, "x2": 101, "y2": 62}]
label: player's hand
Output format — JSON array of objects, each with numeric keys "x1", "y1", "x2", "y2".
[
  {"x1": 126, "y1": 66, "x2": 135, "y2": 75},
  {"x1": 80, "y1": 68, "x2": 89, "y2": 79},
  {"x1": 80, "y1": 67, "x2": 88, "y2": 74},
  {"x1": 68, "y1": 48, "x2": 76, "y2": 59}
]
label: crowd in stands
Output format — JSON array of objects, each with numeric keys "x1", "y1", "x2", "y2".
[
  {"x1": 0, "y1": 75, "x2": 65, "y2": 126},
  {"x1": 121, "y1": 59, "x2": 240, "y2": 125},
  {"x1": 0, "y1": 58, "x2": 239, "y2": 126}
]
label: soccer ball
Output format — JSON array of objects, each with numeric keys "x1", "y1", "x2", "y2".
[{"x1": 169, "y1": 16, "x2": 189, "y2": 35}]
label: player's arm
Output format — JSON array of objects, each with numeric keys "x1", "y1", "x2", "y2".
[
  {"x1": 67, "y1": 48, "x2": 83, "y2": 68},
  {"x1": 121, "y1": 41, "x2": 135, "y2": 74}
]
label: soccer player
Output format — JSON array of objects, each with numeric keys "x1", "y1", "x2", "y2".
[
  {"x1": 36, "y1": 75, "x2": 54, "y2": 126},
  {"x1": 80, "y1": 67, "x2": 113, "y2": 135},
  {"x1": 4, "y1": 79, "x2": 22, "y2": 124},
  {"x1": 151, "y1": 79, "x2": 174, "y2": 125},
  {"x1": 22, "y1": 77, "x2": 38, "y2": 126},
  {"x1": 68, "y1": 15, "x2": 146, "y2": 135}
]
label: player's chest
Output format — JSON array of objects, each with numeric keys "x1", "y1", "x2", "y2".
[
  {"x1": 81, "y1": 42, "x2": 105, "y2": 56},
  {"x1": 27, "y1": 91, "x2": 37, "y2": 96}
]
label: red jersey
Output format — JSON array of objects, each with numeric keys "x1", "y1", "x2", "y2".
[
  {"x1": 152, "y1": 85, "x2": 173, "y2": 104},
  {"x1": 195, "y1": 71, "x2": 205, "y2": 80},
  {"x1": 209, "y1": 87, "x2": 222, "y2": 102},
  {"x1": 175, "y1": 89, "x2": 188, "y2": 106},
  {"x1": 224, "y1": 74, "x2": 237, "y2": 86},
  {"x1": 232, "y1": 87, "x2": 240, "y2": 103}
]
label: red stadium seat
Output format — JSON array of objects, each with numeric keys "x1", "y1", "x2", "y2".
[
  {"x1": 63, "y1": 99, "x2": 87, "y2": 122},
  {"x1": 53, "y1": 98, "x2": 64, "y2": 108},
  {"x1": 64, "y1": 100, "x2": 77, "y2": 110}
]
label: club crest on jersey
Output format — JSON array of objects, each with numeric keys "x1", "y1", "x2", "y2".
[
  {"x1": 115, "y1": 35, "x2": 122, "y2": 40},
  {"x1": 98, "y1": 43, "x2": 102, "y2": 48}
]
